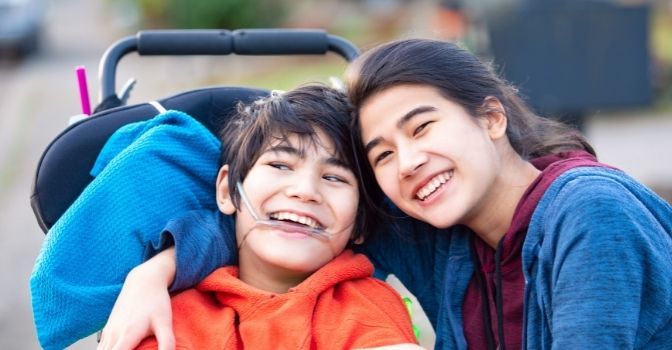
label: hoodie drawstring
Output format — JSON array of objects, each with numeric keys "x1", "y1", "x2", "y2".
[
  {"x1": 495, "y1": 238, "x2": 507, "y2": 350},
  {"x1": 470, "y1": 236, "x2": 507, "y2": 350}
]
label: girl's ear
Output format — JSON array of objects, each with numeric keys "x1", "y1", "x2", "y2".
[
  {"x1": 216, "y1": 165, "x2": 236, "y2": 215},
  {"x1": 481, "y1": 96, "x2": 508, "y2": 140}
]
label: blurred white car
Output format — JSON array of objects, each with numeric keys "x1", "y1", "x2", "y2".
[{"x1": 0, "y1": 0, "x2": 46, "y2": 56}]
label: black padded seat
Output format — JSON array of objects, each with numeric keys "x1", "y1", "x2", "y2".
[{"x1": 31, "y1": 86, "x2": 268, "y2": 232}]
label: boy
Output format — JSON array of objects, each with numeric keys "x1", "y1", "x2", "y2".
[{"x1": 123, "y1": 85, "x2": 418, "y2": 349}]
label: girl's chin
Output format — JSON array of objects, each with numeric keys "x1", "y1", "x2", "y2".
[{"x1": 416, "y1": 205, "x2": 462, "y2": 229}]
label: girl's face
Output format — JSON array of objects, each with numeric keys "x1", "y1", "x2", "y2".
[
  {"x1": 217, "y1": 131, "x2": 359, "y2": 279},
  {"x1": 359, "y1": 84, "x2": 503, "y2": 229}
]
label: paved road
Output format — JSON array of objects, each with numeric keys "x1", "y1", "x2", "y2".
[
  {"x1": 0, "y1": 0, "x2": 118, "y2": 348},
  {"x1": 1, "y1": 1, "x2": 670, "y2": 349},
  {"x1": 0, "y1": 1, "x2": 334, "y2": 348}
]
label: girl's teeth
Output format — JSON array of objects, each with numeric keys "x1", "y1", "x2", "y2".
[{"x1": 416, "y1": 171, "x2": 453, "y2": 200}]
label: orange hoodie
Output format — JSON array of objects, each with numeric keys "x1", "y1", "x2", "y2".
[{"x1": 136, "y1": 250, "x2": 417, "y2": 350}]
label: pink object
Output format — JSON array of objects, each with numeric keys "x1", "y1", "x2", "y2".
[{"x1": 76, "y1": 66, "x2": 91, "y2": 115}]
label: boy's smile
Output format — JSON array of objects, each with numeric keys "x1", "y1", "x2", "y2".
[
  {"x1": 216, "y1": 131, "x2": 358, "y2": 292},
  {"x1": 268, "y1": 211, "x2": 323, "y2": 230}
]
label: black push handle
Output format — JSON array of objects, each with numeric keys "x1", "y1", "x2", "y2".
[
  {"x1": 137, "y1": 29, "x2": 234, "y2": 55},
  {"x1": 98, "y1": 29, "x2": 360, "y2": 103}
]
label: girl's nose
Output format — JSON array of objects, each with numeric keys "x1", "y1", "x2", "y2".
[{"x1": 398, "y1": 144, "x2": 427, "y2": 179}]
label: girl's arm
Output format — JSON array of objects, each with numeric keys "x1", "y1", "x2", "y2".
[
  {"x1": 165, "y1": 210, "x2": 237, "y2": 292},
  {"x1": 99, "y1": 210, "x2": 238, "y2": 350},
  {"x1": 98, "y1": 247, "x2": 176, "y2": 350}
]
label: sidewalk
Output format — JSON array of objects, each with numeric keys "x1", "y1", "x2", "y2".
[{"x1": 586, "y1": 108, "x2": 672, "y2": 203}]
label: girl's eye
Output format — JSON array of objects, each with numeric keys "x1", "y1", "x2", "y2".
[
  {"x1": 373, "y1": 150, "x2": 393, "y2": 166},
  {"x1": 413, "y1": 121, "x2": 434, "y2": 136},
  {"x1": 269, "y1": 162, "x2": 291, "y2": 170}
]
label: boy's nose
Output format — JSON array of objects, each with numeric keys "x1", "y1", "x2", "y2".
[{"x1": 284, "y1": 176, "x2": 323, "y2": 203}]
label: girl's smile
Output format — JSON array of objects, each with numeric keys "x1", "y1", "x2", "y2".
[
  {"x1": 414, "y1": 170, "x2": 454, "y2": 202},
  {"x1": 360, "y1": 84, "x2": 501, "y2": 230}
]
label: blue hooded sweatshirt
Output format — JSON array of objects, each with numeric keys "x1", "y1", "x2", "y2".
[
  {"x1": 30, "y1": 110, "x2": 672, "y2": 349},
  {"x1": 170, "y1": 166, "x2": 672, "y2": 349}
]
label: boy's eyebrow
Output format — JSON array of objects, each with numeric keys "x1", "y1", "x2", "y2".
[
  {"x1": 364, "y1": 105, "x2": 437, "y2": 155},
  {"x1": 265, "y1": 145, "x2": 302, "y2": 157},
  {"x1": 324, "y1": 156, "x2": 349, "y2": 170},
  {"x1": 265, "y1": 145, "x2": 349, "y2": 170}
]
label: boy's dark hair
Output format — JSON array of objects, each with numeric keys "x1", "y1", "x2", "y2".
[{"x1": 219, "y1": 84, "x2": 376, "y2": 243}]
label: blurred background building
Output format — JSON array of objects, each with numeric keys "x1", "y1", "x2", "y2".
[{"x1": 1, "y1": 0, "x2": 671, "y2": 348}]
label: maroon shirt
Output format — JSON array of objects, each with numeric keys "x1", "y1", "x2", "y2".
[{"x1": 462, "y1": 151, "x2": 605, "y2": 350}]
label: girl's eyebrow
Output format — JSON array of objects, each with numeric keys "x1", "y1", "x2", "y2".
[
  {"x1": 396, "y1": 105, "x2": 437, "y2": 129},
  {"x1": 364, "y1": 137, "x2": 382, "y2": 155},
  {"x1": 364, "y1": 105, "x2": 437, "y2": 155}
]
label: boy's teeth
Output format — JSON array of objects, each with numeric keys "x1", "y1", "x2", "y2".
[
  {"x1": 416, "y1": 171, "x2": 453, "y2": 200},
  {"x1": 269, "y1": 211, "x2": 319, "y2": 228}
]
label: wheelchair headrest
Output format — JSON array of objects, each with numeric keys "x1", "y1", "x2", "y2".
[{"x1": 31, "y1": 86, "x2": 269, "y2": 233}]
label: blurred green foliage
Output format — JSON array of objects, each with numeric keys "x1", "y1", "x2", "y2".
[
  {"x1": 133, "y1": 0, "x2": 289, "y2": 29},
  {"x1": 211, "y1": 59, "x2": 349, "y2": 91},
  {"x1": 651, "y1": 5, "x2": 672, "y2": 108}
]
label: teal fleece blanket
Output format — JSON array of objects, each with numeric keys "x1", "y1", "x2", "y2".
[{"x1": 30, "y1": 110, "x2": 220, "y2": 350}]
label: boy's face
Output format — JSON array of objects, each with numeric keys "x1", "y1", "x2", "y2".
[{"x1": 216, "y1": 131, "x2": 359, "y2": 278}]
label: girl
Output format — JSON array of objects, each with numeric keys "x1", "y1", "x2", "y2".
[
  {"x1": 102, "y1": 39, "x2": 672, "y2": 349},
  {"x1": 344, "y1": 39, "x2": 672, "y2": 349}
]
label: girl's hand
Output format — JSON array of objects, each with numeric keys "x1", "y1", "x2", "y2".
[{"x1": 97, "y1": 247, "x2": 177, "y2": 350}]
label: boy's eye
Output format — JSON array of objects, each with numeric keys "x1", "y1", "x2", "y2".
[
  {"x1": 323, "y1": 174, "x2": 349, "y2": 184},
  {"x1": 413, "y1": 121, "x2": 433, "y2": 136},
  {"x1": 373, "y1": 150, "x2": 393, "y2": 166}
]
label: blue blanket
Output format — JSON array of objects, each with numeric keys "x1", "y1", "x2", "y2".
[{"x1": 30, "y1": 110, "x2": 221, "y2": 350}]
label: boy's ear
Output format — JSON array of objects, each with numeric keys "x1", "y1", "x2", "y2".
[
  {"x1": 216, "y1": 165, "x2": 236, "y2": 215},
  {"x1": 481, "y1": 96, "x2": 507, "y2": 140}
]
